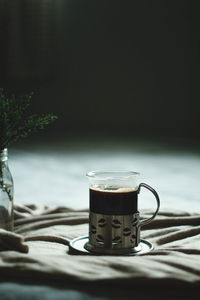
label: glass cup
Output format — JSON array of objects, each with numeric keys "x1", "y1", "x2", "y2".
[{"x1": 85, "y1": 170, "x2": 160, "y2": 255}]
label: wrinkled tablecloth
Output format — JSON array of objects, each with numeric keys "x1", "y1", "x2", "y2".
[{"x1": 0, "y1": 205, "x2": 200, "y2": 299}]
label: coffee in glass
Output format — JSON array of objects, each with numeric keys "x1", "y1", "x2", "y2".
[{"x1": 85, "y1": 170, "x2": 160, "y2": 255}]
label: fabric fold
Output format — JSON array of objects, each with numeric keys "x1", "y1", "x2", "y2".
[
  {"x1": 0, "y1": 229, "x2": 29, "y2": 253},
  {"x1": 0, "y1": 204, "x2": 199, "y2": 290}
]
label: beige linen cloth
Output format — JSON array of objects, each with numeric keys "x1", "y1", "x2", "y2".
[{"x1": 0, "y1": 205, "x2": 200, "y2": 298}]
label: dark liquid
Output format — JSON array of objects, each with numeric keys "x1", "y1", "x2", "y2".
[{"x1": 90, "y1": 188, "x2": 138, "y2": 215}]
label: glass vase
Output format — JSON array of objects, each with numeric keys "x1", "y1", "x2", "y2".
[{"x1": 0, "y1": 148, "x2": 14, "y2": 231}]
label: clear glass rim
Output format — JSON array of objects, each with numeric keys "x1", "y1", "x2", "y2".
[{"x1": 86, "y1": 170, "x2": 140, "y2": 180}]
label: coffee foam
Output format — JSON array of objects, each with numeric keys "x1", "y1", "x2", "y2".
[{"x1": 90, "y1": 185, "x2": 137, "y2": 193}]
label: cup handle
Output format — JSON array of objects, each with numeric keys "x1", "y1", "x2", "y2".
[{"x1": 138, "y1": 183, "x2": 160, "y2": 227}]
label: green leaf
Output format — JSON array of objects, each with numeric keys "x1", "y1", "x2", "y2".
[{"x1": 0, "y1": 88, "x2": 57, "y2": 150}]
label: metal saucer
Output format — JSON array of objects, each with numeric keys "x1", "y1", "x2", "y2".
[{"x1": 68, "y1": 236, "x2": 154, "y2": 256}]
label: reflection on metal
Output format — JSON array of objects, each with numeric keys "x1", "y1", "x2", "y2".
[
  {"x1": 85, "y1": 212, "x2": 140, "y2": 255},
  {"x1": 69, "y1": 236, "x2": 154, "y2": 256}
]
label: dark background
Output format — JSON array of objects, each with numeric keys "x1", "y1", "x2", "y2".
[{"x1": 0, "y1": 0, "x2": 200, "y2": 141}]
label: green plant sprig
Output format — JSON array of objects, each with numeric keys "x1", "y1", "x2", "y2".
[{"x1": 0, "y1": 88, "x2": 57, "y2": 150}]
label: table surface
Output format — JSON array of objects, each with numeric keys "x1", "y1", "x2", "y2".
[
  {"x1": 2, "y1": 137, "x2": 200, "y2": 300},
  {"x1": 8, "y1": 138, "x2": 200, "y2": 213}
]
